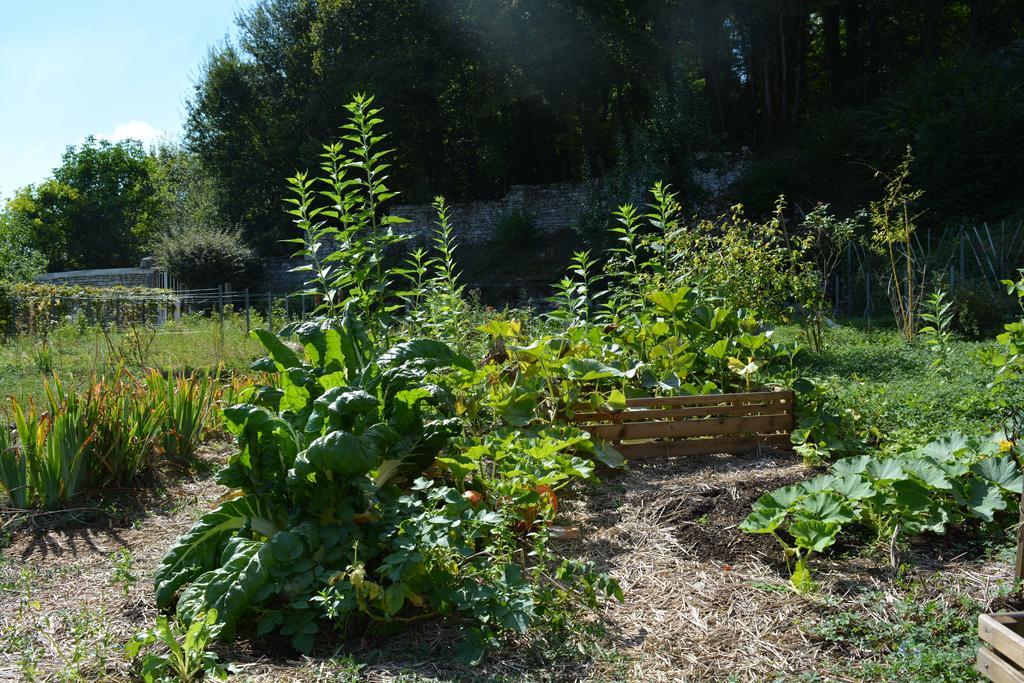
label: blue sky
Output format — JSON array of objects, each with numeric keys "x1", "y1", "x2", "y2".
[{"x1": 0, "y1": 1, "x2": 254, "y2": 199}]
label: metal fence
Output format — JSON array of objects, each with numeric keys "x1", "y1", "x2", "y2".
[
  {"x1": 826, "y1": 221, "x2": 1023, "y2": 319},
  {"x1": 6, "y1": 284, "x2": 326, "y2": 337}
]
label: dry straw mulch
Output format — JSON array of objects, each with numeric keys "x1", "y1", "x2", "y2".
[{"x1": 0, "y1": 445, "x2": 1015, "y2": 682}]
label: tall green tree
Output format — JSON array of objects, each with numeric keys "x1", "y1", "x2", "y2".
[
  {"x1": 184, "y1": 0, "x2": 1024, "y2": 249},
  {"x1": 8, "y1": 137, "x2": 161, "y2": 270}
]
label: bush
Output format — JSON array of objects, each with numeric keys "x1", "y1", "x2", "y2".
[
  {"x1": 948, "y1": 280, "x2": 1017, "y2": 339},
  {"x1": 153, "y1": 225, "x2": 256, "y2": 290},
  {"x1": 494, "y1": 209, "x2": 537, "y2": 247}
]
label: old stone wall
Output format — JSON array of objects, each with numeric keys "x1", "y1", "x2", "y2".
[
  {"x1": 261, "y1": 182, "x2": 590, "y2": 291},
  {"x1": 389, "y1": 182, "x2": 589, "y2": 245},
  {"x1": 35, "y1": 266, "x2": 165, "y2": 289}
]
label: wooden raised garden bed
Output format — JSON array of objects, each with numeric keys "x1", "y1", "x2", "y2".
[
  {"x1": 571, "y1": 389, "x2": 794, "y2": 459},
  {"x1": 978, "y1": 612, "x2": 1024, "y2": 682}
]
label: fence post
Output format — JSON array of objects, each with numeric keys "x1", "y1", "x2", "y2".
[
  {"x1": 218, "y1": 285, "x2": 225, "y2": 359},
  {"x1": 959, "y1": 227, "x2": 966, "y2": 282},
  {"x1": 244, "y1": 289, "x2": 251, "y2": 334}
]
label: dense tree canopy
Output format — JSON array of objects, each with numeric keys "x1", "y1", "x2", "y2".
[
  {"x1": 2, "y1": 0, "x2": 1021, "y2": 275},
  {"x1": 185, "y1": 0, "x2": 1024, "y2": 253},
  {"x1": 5, "y1": 138, "x2": 162, "y2": 270}
]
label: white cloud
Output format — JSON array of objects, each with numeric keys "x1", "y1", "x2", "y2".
[{"x1": 105, "y1": 120, "x2": 164, "y2": 146}]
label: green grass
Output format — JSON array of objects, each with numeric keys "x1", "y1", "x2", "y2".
[
  {"x1": 805, "y1": 577, "x2": 987, "y2": 682},
  {"x1": 775, "y1": 320, "x2": 1014, "y2": 449},
  {"x1": 0, "y1": 312, "x2": 263, "y2": 405}
]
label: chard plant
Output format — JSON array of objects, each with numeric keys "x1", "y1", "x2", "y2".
[{"x1": 154, "y1": 317, "x2": 620, "y2": 656}]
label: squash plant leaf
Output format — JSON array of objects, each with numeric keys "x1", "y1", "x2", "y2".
[
  {"x1": 793, "y1": 493, "x2": 854, "y2": 525},
  {"x1": 831, "y1": 455, "x2": 872, "y2": 477},
  {"x1": 789, "y1": 520, "x2": 839, "y2": 553},
  {"x1": 739, "y1": 506, "x2": 786, "y2": 534},
  {"x1": 971, "y1": 455, "x2": 1024, "y2": 493},
  {"x1": 866, "y1": 458, "x2": 907, "y2": 482},
  {"x1": 830, "y1": 474, "x2": 874, "y2": 500}
]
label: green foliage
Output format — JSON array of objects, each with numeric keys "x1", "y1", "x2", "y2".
[
  {"x1": 145, "y1": 370, "x2": 217, "y2": 461},
  {"x1": 661, "y1": 197, "x2": 819, "y2": 327},
  {"x1": 0, "y1": 282, "x2": 177, "y2": 338},
  {"x1": 5, "y1": 137, "x2": 161, "y2": 270},
  {"x1": 494, "y1": 209, "x2": 537, "y2": 247},
  {"x1": 285, "y1": 94, "x2": 409, "y2": 331},
  {"x1": 154, "y1": 318, "x2": 618, "y2": 654},
  {"x1": 126, "y1": 609, "x2": 226, "y2": 683},
  {"x1": 0, "y1": 371, "x2": 221, "y2": 509},
  {"x1": 396, "y1": 197, "x2": 469, "y2": 343},
  {"x1": 918, "y1": 287, "x2": 955, "y2": 372},
  {"x1": 110, "y1": 548, "x2": 137, "y2": 598},
  {"x1": 789, "y1": 377, "x2": 869, "y2": 466},
  {"x1": 0, "y1": 210, "x2": 46, "y2": 285},
  {"x1": 153, "y1": 224, "x2": 256, "y2": 290},
  {"x1": 798, "y1": 204, "x2": 863, "y2": 352},
  {"x1": 988, "y1": 268, "x2": 1024, "y2": 438},
  {"x1": 810, "y1": 582, "x2": 982, "y2": 682},
  {"x1": 869, "y1": 147, "x2": 926, "y2": 342},
  {"x1": 742, "y1": 431, "x2": 1021, "y2": 588}
]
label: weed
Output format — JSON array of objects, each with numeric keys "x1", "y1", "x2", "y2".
[
  {"x1": 808, "y1": 580, "x2": 982, "y2": 682},
  {"x1": 110, "y1": 547, "x2": 137, "y2": 598}
]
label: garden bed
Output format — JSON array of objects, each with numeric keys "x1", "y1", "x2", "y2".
[{"x1": 1, "y1": 442, "x2": 1013, "y2": 682}]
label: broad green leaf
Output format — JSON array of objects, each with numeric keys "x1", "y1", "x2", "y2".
[
  {"x1": 830, "y1": 474, "x2": 874, "y2": 501},
  {"x1": 790, "y1": 520, "x2": 839, "y2": 553},
  {"x1": 892, "y1": 479, "x2": 933, "y2": 516},
  {"x1": 755, "y1": 484, "x2": 805, "y2": 511},
  {"x1": 794, "y1": 493, "x2": 854, "y2": 525},
  {"x1": 831, "y1": 455, "x2": 871, "y2": 477},
  {"x1": 866, "y1": 458, "x2": 907, "y2": 482},
  {"x1": 790, "y1": 558, "x2": 815, "y2": 593},
  {"x1": 972, "y1": 455, "x2": 1024, "y2": 493},
  {"x1": 900, "y1": 458, "x2": 952, "y2": 490},
  {"x1": 917, "y1": 431, "x2": 970, "y2": 462},
  {"x1": 800, "y1": 475, "x2": 837, "y2": 494},
  {"x1": 154, "y1": 496, "x2": 281, "y2": 609},
  {"x1": 956, "y1": 477, "x2": 1008, "y2": 522},
  {"x1": 291, "y1": 430, "x2": 378, "y2": 480},
  {"x1": 739, "y1": 506, "x2": 786, "y2": 533},
  {"x1": 562, "y1": 358, "x2": 623, "y2": 381},
  {"x1": 251, "y1": 330, "x2": 302, "y2": 370},
  {"x1": 377, "y1": 339, "x2": 473, "y2": 372}
]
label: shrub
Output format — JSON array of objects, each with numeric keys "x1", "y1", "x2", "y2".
[
  {"x1": 153, "y1": 224, "x2": 256, "y2": 290},
  {"x1": 494, "y1": 208, "x2": 537, "y2": 247},
  {"x1": 948, "y1": 280, "x2": 1017, "y2": 339}
]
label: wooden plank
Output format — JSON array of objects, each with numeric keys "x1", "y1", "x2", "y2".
[
  {"x1": 981, "y1": 614, "x2": 1024, "y2": 671},
  {"x1": 616, "y1": 433, "x2": 792, "y2": 459},
  {"x1": 572, "y1": 402, "x2": 792, "y2": 423},
  {"x1": 587, "y1": 414, "x2": 793, "y2": 442},
  {"x1": 620, "y1": 391, "x2": 792, "y2": 408},
  {"x1": 978, "y1": 646, "x2": 1024, "y2": 683}
]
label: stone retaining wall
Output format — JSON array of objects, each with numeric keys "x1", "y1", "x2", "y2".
[{"x1": 35, "y1": 266, "x2": 165, "y2": 289}]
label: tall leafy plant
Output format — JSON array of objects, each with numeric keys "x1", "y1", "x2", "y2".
[
  {"x1": 285, "y1": 94, "x2": 409, "y2": 333},
  {"x1": 869, "y1": 147, "x2": 926, "y2": 341}
]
